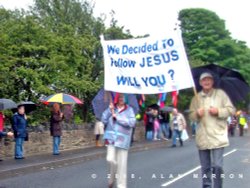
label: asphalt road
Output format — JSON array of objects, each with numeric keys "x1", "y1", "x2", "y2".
[{"x1": 0, "y1": 132, "x2": 250, "y2": 188}]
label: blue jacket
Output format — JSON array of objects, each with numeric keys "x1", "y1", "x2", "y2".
[
  {"x1": 102, "y1": 105, "x2": 136, "y2": 150},
  {"x1": 12, "y1": 113, "x2": 27, "y2": 138}
]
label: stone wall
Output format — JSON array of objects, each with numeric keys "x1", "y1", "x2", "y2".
[{"x1": 1, "y1": 123, "x2": 146, "y2": 158}]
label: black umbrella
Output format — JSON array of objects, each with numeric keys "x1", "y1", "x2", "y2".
[
  {"x1": 192, "y1": 64, "x2": 250, "y2": 103},
  {"x1": 184, "y1": 109, "x2": 190, "y2": 114},
  {"x1": 0, "y1": 99, "x2": 17, "y2": 110},
  {"x1": 12, "y1": 101, "x2": 37, "y2": 114},
  {"x1": 148, "y1": 104, "x2": 160, "y2": 110},
  {"x1": 160, "y1": 106, "x2": 173, "y2": 112}
]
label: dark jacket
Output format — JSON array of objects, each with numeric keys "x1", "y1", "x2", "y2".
[
  {"x1": 12, "y1": 113, "x2": 27, "y2": 138},
  {"x1": 160, "y1": 112, "x2": 170, "y2": 124},
  {"x1": 145, "y1": 112, "x2": 155, "y2": 131},
  {"x1": 50, "y1": 112, "x2": 63, "y2": 137}
]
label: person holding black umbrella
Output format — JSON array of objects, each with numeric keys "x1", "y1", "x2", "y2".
[
  {"x1": 189, "y1": 72, "x2": 235, "y2": 188},
  {"x1": 12, "y1": 105, "x2": 28, "y2": 159}
]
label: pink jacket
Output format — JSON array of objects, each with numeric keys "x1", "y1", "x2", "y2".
[{"x1": 0, "y1": 112, "x2": 5, "y2": 131}]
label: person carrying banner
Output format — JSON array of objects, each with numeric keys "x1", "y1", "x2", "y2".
[
  {"x1": 189, "y1": 72, "x2": 235, "y2": 188},
  {"x1": 102, "y1": 94, "x2": 136, "y2": 188}
]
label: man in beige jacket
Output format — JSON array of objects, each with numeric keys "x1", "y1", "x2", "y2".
[
  {"x1": 170, "y1": 108, "x2": 187, "y2": 147},
  {"x1": 190, "y1": 72, "x2": 235, "y2": 188}
]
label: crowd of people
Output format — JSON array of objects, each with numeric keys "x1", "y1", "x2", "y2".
[
  {"x1": 142, "y1": 106, "x2": 187, "y2": 147},
  {"x1": 0, "y1": 103, "x2": 64, "y2": 160},
  {"x1": 94, "y1": 72, "x2": 248, "y2": 188},
  {"x1": 227, "y1": 110, "x2": 249, "y2": 137},
  {"x1": 1, "y1": 71, "x2": 250, "y2": 188}
]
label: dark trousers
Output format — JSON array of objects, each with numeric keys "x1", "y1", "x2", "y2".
[
  {"x1": 199, "y1": 148, "x2": 224, "y2": 188},
  {"x1": 96, "y1": 134, "x2": 100, "y2": 141},
  {"x1": 239, "y1": 125, "x2": 244, "y2": 136},
  {"x1": 228, "y1": 125, "x2": 236, "y2": 136},
  {"x1": 172, "y1": 130, "x2": 183, "y2": 146},
  {"x1": 168, "y1": 129, "x2": 172, "y2": 139},
  {"x1": 130, "y1": 127, "x2": 135, "y2": 146}
]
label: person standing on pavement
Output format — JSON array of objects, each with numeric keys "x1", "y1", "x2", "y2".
[
  {"x1": 0, "y1": 111, "x2": 5, "y2": 161},
  {"x1": 190, "y1": 120, "x2": 198, "y2": 137},
  {"x1": 145, "y1": 108, "x2": 154, "y2": 140},
  {"x1": 94, "y1": 119, "x2": 104, "y2": 147},
  {"x1": 0, "y1": 119, "x2": 14, "y2": 162},
  {"x1": 143, "y1": 109, "x2": 148, "y2": 139},
  {"x1": 50, "y1": 103, "x2": 64, "y2": 155},
  {"x1": 159, "y1": 111, "x2": 170, "y2": 140},
  {"x1": 0, "y1": 130, "x2": 14, "y2": 158},
  {"x1": 152, "y1": 109, "x2": 161, "y2": 141},
  {"x1": 0, "y1": 111, "x2": 5, "y2": 132},
  {"x1": 238, "y1": 112, "x2": 246, "y2": 136},
  {"x1": 102, "y1": 94, "x2": 136, "y2": 188},
  {"x1": 247, "y1": 112, "x2": 250, "y2": 132},
  {"x1": 170, "y1": 108, "x2": 187, "y2": 147},
  {"x1": 228, "y1": 114, "x2": 237, "y2": 137},
  {"x1": 189, "y1": 72, "x2": 235, "y2": 188},
  {"x1": 12, "y1": 105, "x2": 28, "y2": 159}
]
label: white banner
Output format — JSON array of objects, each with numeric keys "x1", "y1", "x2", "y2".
[{"x1": 101, "y1": 30, "x2": 194, "y2": 94}]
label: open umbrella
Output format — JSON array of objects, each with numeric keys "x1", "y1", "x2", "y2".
[
  {"x1": 160, "y1": 106, "x2": 174, "y2": 112},
  {"x1": 12, "y1": 101, "x2": 37, "y2": 114},
  {"x1": 148, "y1": 104, "x2": 159, "y2": 110},
  {"x1": 41, "y1": 93, "x2": 83, "y2": 104},
  {"x1": 92, "y1": 88, "x2": 139, "y2": 120},
  {"x1": 184, "y1": 109, "x2": 191, "y2": 114},
  {"x1": 0, "y1": 99, "x2": 17, "y2": 110},
  {"x1": 192, "y1": 64, "x2": 250, "y2": 103}
]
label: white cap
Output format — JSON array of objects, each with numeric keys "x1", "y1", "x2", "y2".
[{"x1": 199, "y1": 72, "x2": 213, "y2": 81}]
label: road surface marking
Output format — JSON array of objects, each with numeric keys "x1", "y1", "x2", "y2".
[
  {"x1": 161, "y1": 149, "x2": 237, "y2": 187},
  {"x1": 223, "y1": 149, "x2": 237, "y2": 157}
]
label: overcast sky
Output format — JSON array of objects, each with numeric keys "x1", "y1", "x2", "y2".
[{"x1": 1, "y1": 0, "x2": 249, "y2": 47}]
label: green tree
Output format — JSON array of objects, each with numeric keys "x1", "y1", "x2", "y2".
[
  {"x1": 177, "y1": 8, "x2": 250, "y2": 109},
  {"x1": 0, "y1": 9, "x2": 53, "y2": 102},
  {"x1": 179, "y1": 8, "x2": 250, "y2": 80},
  {"x1": 0, "y1": 1, "x2": 136, "y2": 123}
]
